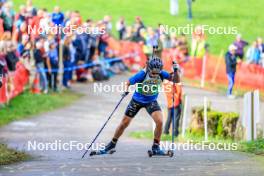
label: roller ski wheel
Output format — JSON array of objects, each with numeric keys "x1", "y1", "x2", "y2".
[
  {"x1": 147, "y1": 149, "x2": 174, "y2": 157},
  {"x1": 90, "y1": 149, "x2": 116, "y2": 156},
  {"x1": 167, "y1": 150, "x2": 174, "y2": 157},
  {"x1": 148, "y1": 150, "x2": 153, "y2": 157}
]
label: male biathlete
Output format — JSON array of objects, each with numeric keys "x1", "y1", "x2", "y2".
[{"x1": 94, "y1": 56, "x2": 180, "y2": 155}]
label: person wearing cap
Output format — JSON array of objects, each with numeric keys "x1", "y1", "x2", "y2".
[{"x1": 225, "y1": 44, "x2": 238, "y2": 98}]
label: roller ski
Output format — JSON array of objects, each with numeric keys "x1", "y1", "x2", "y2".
[
  {"x1": 90, "y1": 141, "x2": 116, "y2": 156},
  {"x1": 147, "y1": 144, "x2": 174, "y2": 157}
]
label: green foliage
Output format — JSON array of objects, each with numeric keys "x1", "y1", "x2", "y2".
[
  {"x1": 12, "y1": 0, "x2": 264, "y2": 54},
  {"x1": 0, "y1": 90, "x2": 83, "y2": 127},
  {"x1": 129, "y1": 130, "x2": 234, "y2": 144},
  {"x1": 189, "y1": 106, "x2": 239, "y2": 139},
  {"x1": 0, "y1": 144, "x2": 30, "y2": 165},
  {"x1": 238, "y1": 139, "x2": 264, "y2": 155}
]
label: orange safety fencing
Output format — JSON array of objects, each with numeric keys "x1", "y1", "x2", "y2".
[
  {"x1": 108, "y1": 38, "x2": 264, "y2": 92},
  {"x1": 0, "y1": 61, "x2": 29, "y2": 104},
  {"x1": 1, "y1": 38, "x2": 263, "y2": 104}
]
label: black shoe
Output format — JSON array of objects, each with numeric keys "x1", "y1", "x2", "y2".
[
  {"x1": 103, "y1": 141, "x2": 116, "y2": 152},
  {"x1": 152, "y1": 143, "x2": 165, "y2": 155}
]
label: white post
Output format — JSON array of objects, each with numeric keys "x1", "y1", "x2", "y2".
[
  {"x1": 204, "y1": 97, "x2": 208, "y2": 141},
  {"x1": 200, "y1": 54, "x2": 207, "y2": 88},
  {"x1": 181, "y1": 95, "x2": 188, "y2": 138},
  {"x1": 243, "y1": 91, "x2": 253, "y2": 141},
  {"x1": 253, "y1": 90, "x2": 260, "y2": 140},
  {"x1": 170, "y1": 0, "x2": 179, "y2": 16}
]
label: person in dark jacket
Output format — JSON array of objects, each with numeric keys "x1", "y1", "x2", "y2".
[
  {"x1": 48, "y1": 41, "x2": 59, "y2": 91},
  {"x1": 34, "y1": 41, "x2": 49, "y2": 93},
  {"x1": 62, "y1": 37, "x2": 72, "y2": 88},
  {"x1": 225, "y1": 44, "x2": 238, "y2": 98},
  {"x1": 233, "y1": 34, "x2": 248, "y2": 60}
]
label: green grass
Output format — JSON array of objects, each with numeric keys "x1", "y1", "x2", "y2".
[
  {"x1": 130, "y1": 131, "x2": 264, "y2": 156},
  {"x1": 0, "y1": 90, "x2": 83, "y2": 127},
  {"x1": 0, "y1": 89, "x2": 82, "y2": 165},
  {"x1": 0, "y1": 144, "x2": 30, "y2": 165},
  {"x1": 12, "y1": 0, "x2": 263, "y2": 54},
  {"x1": 238, "y1": 139, "x2": 264, "y2": 155},
  {"x1": 129, "y1": 130, "x2": 234, "y2": 144}
]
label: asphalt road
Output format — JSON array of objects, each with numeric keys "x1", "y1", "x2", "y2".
[{"x1": 0, "y1": 74, "x2": 263, "y2": 176}]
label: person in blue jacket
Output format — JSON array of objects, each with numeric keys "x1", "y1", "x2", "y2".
[
  {"x1": 225, "y1": 44, "x2": 238, "y2": 98},
  {"x1": 98, "y1": 56, "x2": 180, "y2": 154}
]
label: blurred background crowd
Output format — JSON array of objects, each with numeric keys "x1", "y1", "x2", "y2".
[{"x1": 0, "y1": 0, "x2": 263, "y2": 95}]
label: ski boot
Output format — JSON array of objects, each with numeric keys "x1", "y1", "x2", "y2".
[
  {"x1": 90, "y1": 141, "x2": 116, "y2": 156},
  {"x1": 147, "y1": 143, "x2": 173, "y2": 157}
]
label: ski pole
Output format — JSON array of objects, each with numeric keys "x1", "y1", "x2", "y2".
[{"x1": 81, "y1": 92, "x2": 128, "y2": 158}]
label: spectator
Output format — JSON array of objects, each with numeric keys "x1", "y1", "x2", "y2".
[
  {"x1": 233, "y1": 34, "x2": 248, "y2": 60},
  {"x1": 163, "y1": 80, "x2": 182, "y2": 136},
  {"x1": 14, "y1": 5, "x2": 27, "y2": 29},
  {"x1": 13, "y1": 21, "x2": 28, "y2": 42},
  {"x1": 34, "y1": 41, "x2": 48, "y2": 94},
  {"x1": 116, "y1": 17, "x2": 126, "y2": 40},
  {"x1": 246, "y1": 41, "x2": 261, "y2": 65},
  {"x1": 123, "y1": 26, "x2": 133, "y2": 41},
  {"x1": 17, "y1": 34, "x2": 29, "y2": 56},
  {"x1": 257, "y1": 37, "x2": 264, "y2": 67},
  {"x1": 52, "y1": 6, "x2": 64, "y2": 26},
  {"x1": 160, "y1": 34, "x2": 171, "y2": 49},
  {"x1": 0, "y1": 1, "x2": 15, "y2": 32},
  {"x1": 225, "y1": 44, "x2": 238, "y2": 98},
  {"x1": 47, "y1": 41, "x2": 59, "y2": 91},
  {"x1": 187, "y1": 0, "x2": 194, "y2": 19},
  {"x1": 103, "y1": 15, "x2": 112, "y2": 33},
  {"x1": 25, "y1": 0, "x2": 37, "y2": 17},
  {"x1": 62, "y1": 37, "x2": 72, "y2": 88},
  {"x1": 133, "y1": 16, "x2": 145, "y2": 39},
  {"x1": 134, "y1": 28, "x2": 146, "y2": 43},
  {"x1": 191, "y1": 25, "x2": 206, "y2": 77},
  {"x1": 29, "y1": 9, "x2": 44, "y2": 40},
  {"x1": 5, "y1": 41, "x2": 19, "y2": 72},
  {"x1": 98, "y1": 23, "x2": 109, "y2": 57}
]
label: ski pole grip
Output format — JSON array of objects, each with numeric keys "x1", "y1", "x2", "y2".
[
  {"x1": 172, "y1": 61, "x2": 179, "y2": 72},
  {"x1": 122, "y1": 91, "x2": 129, "y2": 97}
]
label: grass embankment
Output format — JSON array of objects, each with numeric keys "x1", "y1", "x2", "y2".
[
  {"x1": 13, "y1": 0, "x2": 264, "y2": 54},
  {"x1": 238, "y1": 139, "x2": 264, "y2": 155},
  {"x1": 0, "y1": 90, "x2": 83, "y2": 127},
  {"x1": 0, "y1": 144, "x2": 30, "y2": 165},
  {"x1": 130, "y1": 131, "x2": 264, "y2": 155},
  {"x1": 0, "y1": 90, "x2": 83, "y2": 165},
  {"x1": 130, "y1": 130, "x2": 234, "y2": 144}
]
